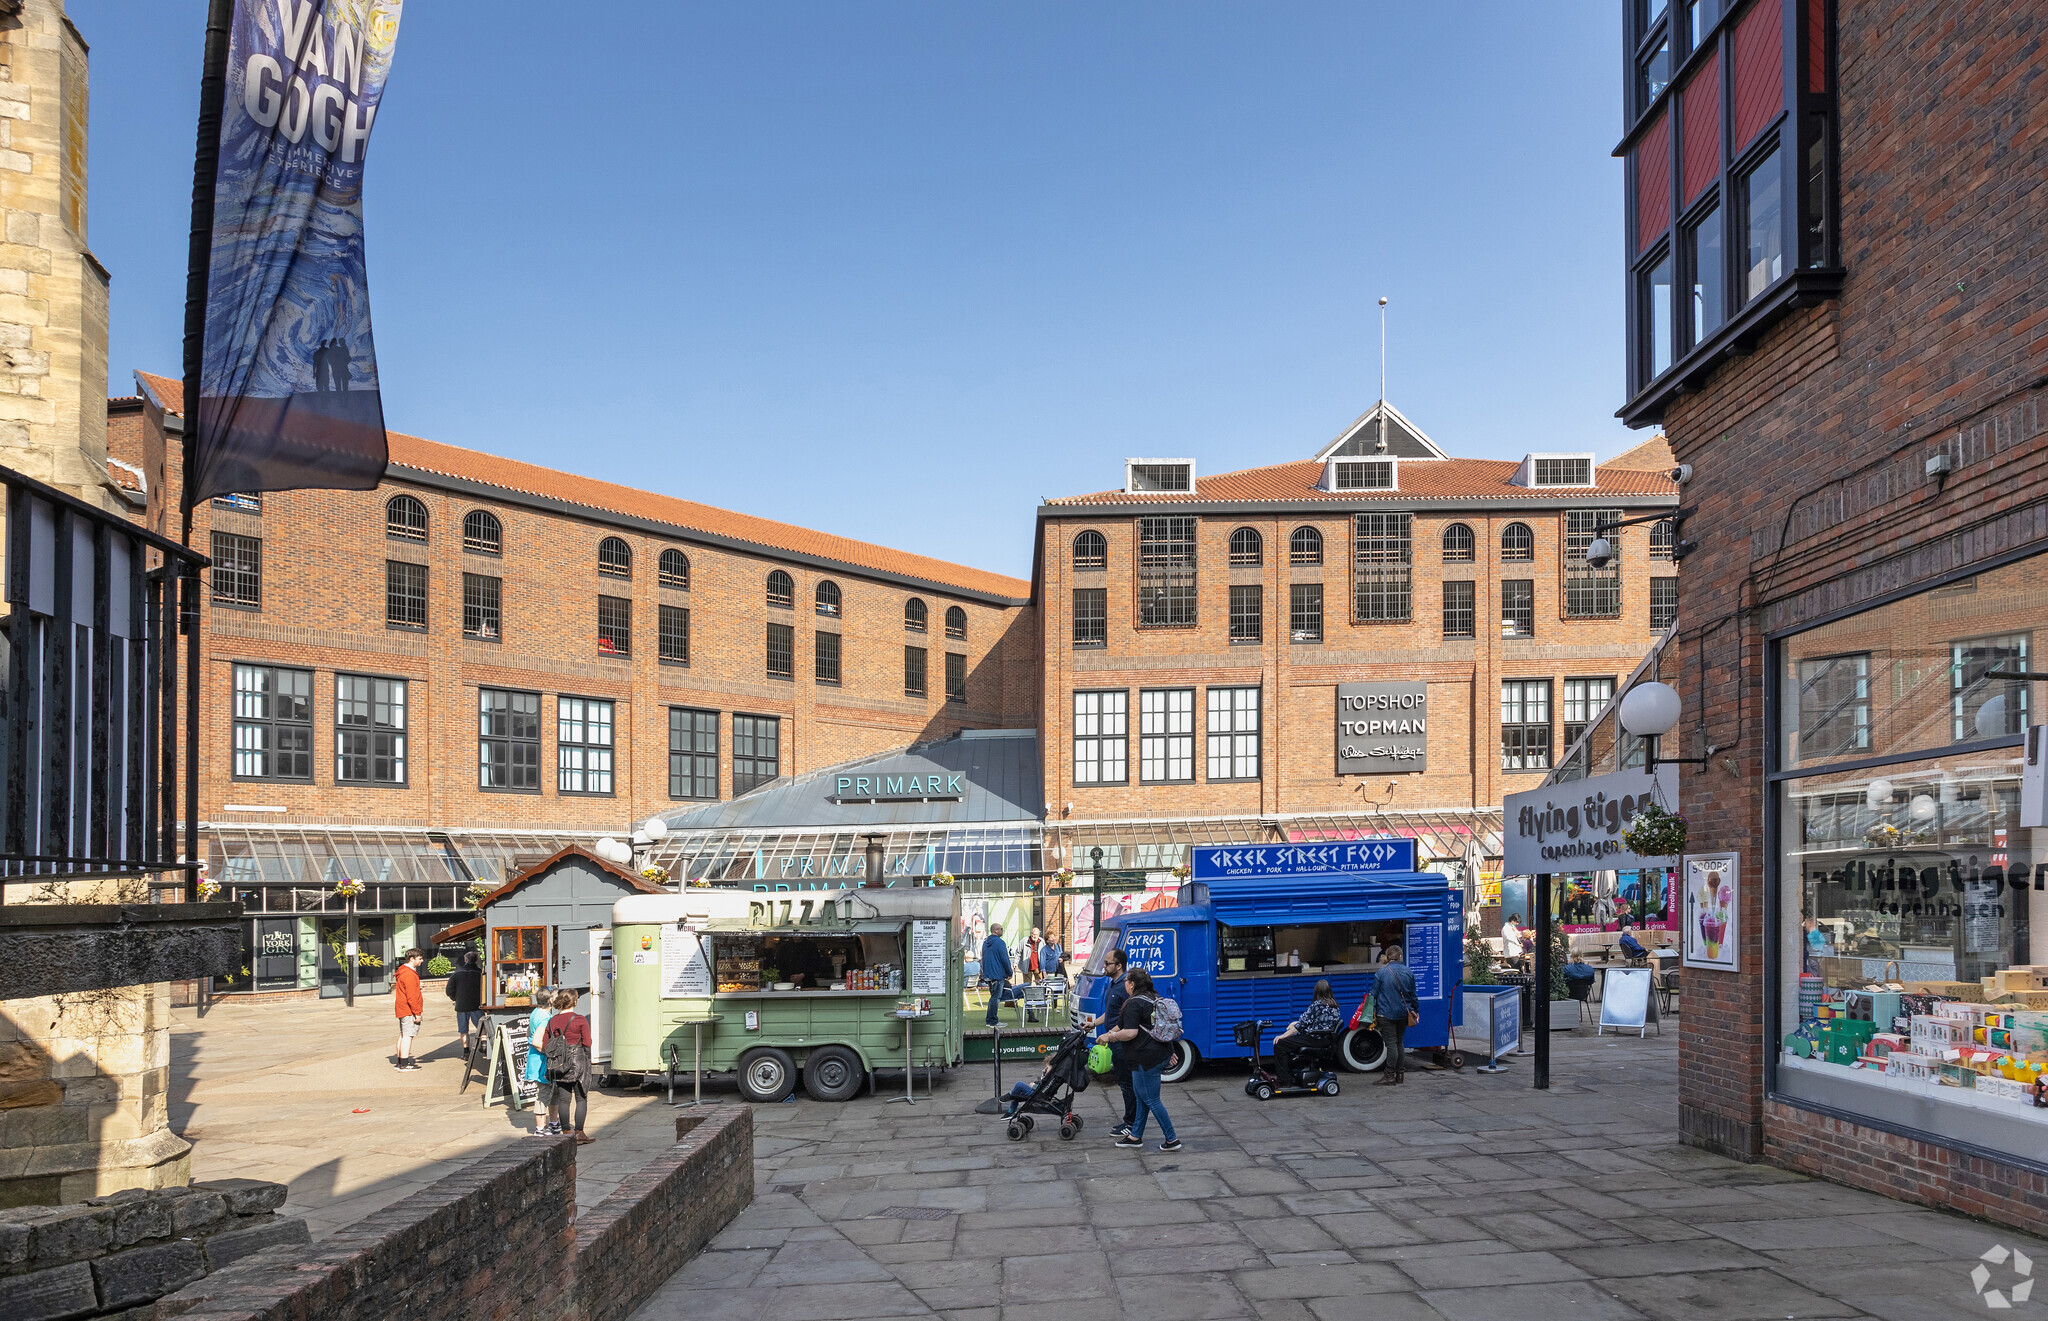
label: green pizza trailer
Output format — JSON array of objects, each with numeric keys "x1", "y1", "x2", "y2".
[{"x1": 609, "y1": 886, "x2": 963, "y2": 1102}]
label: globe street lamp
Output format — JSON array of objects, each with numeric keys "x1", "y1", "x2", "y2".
[{"x1": 1617, "y1": 681, "x2": 1710, "y2": 775}]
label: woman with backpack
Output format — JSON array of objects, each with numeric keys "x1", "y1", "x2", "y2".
[
  {"x1": 540, "y1": 990, "x2": 595, "y2": 1144},
  {"x1": 1100, "y1": 967, "x2": 1181, "y2": 1152}
]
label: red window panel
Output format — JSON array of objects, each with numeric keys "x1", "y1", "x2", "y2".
[
  {"x1": 1807, "y1": 0, "x2": 1826, "y2": 91},
  {"x1": 1636, "y1": 112, "x2": 1671, "y2": 252},
  {"x1": 1680, "y1": 53, "x2": 1721, "y2": 204},
  {"x1": 1732, "y1": 0, "x2": 1784, "y2": 152}
]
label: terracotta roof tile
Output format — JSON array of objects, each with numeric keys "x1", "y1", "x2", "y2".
[
  {"x1": 1047, "y1": 456, "x2": 1677, "y2": 507},
  {"x1": 106, "y1": 458, "x2": 145, "y2": 493},
  {"x1": 132, "y1": 371, "x2": 1029, "y2": 599}
]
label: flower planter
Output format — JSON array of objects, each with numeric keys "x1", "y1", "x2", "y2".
[{"x1": 1549, "y1": 998, "x2": 1583, "y2": 1031}]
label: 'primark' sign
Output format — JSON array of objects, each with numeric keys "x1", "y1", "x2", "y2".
[{"x1": 829, "y1": 767, "x2": 966, "y2": 804}]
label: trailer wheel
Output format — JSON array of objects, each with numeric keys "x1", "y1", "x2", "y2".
[
  {"x1": 801, "y1": 1046, "x2": 865, "y2": 1103},
  {"x1": 1338, "y1": 1028, "x2": 1389, "y2": 1073},
  {"x1": 737, "y1": 1047, "x2": 797, "y2": 1103},
  {"x1": 1159, "y1": 1041, "x2": 1198, "y2": 1084}
]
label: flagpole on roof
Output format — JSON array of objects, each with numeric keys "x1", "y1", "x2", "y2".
[{"x1": 1377, "y1": 296, "x2": 1389, "y2": 450}]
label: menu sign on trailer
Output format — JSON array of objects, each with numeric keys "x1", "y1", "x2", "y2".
[{"x1": 1336, "y1": 682, "x2": 1428, "y2": 774}]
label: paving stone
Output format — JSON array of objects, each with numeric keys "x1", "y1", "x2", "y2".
[
  {"x1": 1601, "y1": 1268, "x2": 1862, "y2": 1320},
  {"x1": 1240, "y1": 1217, "x2": 1341, "y2": 1253},
  {"x1": 999, "y1": 1249, "x2": 1114, "y2": 1302},
  {"x1": 1556, "y1": 1239, "x2": 1771, "y2": 1277},
  {"x1": 1418, "y1": 1280, "x2": 1647, "y2": 1321},
  {"x1": 1313, "y1": 1210, "x2": 1432, "y2": 1249},
  {"x1": 1691, "y1": 1214, "x2": 1914, "y2": 1252},
  {"x1": 1112, "y1": 1270, "x2": 1251, "y2": 1320},
  {"x1": 1307, "y1": 1295, "x2": 1458, "y2": 1321},
  {"x1": 1395, "y1": 1249, "x2": 1589, "y2": 1290},
  {"x1": 1233, "y1": 1262, "x2": 1414, "y2": 1299}
]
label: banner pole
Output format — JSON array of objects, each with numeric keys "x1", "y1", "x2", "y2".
[{"x1": 1534, "y1": 871, "x2": 1552, "y2": 1090}]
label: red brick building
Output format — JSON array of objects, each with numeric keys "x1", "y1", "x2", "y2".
[{"x1": 1614, "y1": 0, "x2": 2048, "y2": 1230}]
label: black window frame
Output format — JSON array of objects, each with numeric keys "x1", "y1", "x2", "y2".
[
  {"x1": 1228, "y1": 527, "x2": 1263, "y2": 566},
  {"x1": 462, "y1": 509, "x2": 501, "y2": 555},
  {"x1": 385, "y1": 494, "x2": 428, "y2": 543},
  {"x1": 1443, "y1": 580, "x2": 1476, "y2": 640},
  {"x1": 1333, "y1": 460, "x2": 1394, "y2": 491},
  {"x1": 1289, "y1": 526, "x2": 1323, "y2": 566},
  {"x1": 1562, "y1": 675, "x2": 1617, "y2": 752},
  {"x1": 668, "y1": 706, "x2": 719, "y2": 800},
  {"x1": 478, "y1": 687, "x2": 543, "y2": 793},
  {"x1": 1351, "y1": 513, "x2": 1412, "y2": 623},
  {"x1": 767, "y1": 570, "x2": 794, "y2": 609},
  {"x1": 597, "y1": 536, "x2": 633, "y2": 579},
  {"x1": 1501, "y1": 579, "x2": 1535, "y2": 638},
  {"x1": 658, "y1": 548, "x2": 689, "y2": 589},
  {"x1": 1564, "y1": 508, "x2": 1624, "y2": 619},
  {"x1": 232, "y1": 663, "x2": 313, "y2": 781},
  {"x1": 1072, "y1": 586, "x2": 1107, "y2": 649},
  {"x1": 1651, "y1": 576, "x2": 1679, "y2": 630},
  {"x1": 211, "y1": 531, "x2": 261, "y2": 608},
  {"x1": 816, "y1": 580, "x2": 842, "y2": 618},
  {"x1": 385, "y1": 560, "x2": 427, "y2": 631},
  {"x1": 1229, "y1": 583, "x2": 1262, "y2": 644},
  {"x1": 815, "y1": 630, "x2": 842, "y2": 685},
  {"x1": 1288, "y1": 582, "x2": 1323, "y2": 644},
  {"x1": 1796, "y1": 652, "x2": 1871, "y2": 762},
  {"x1": 658, "y1": 602, "x2": 689, "y2": 664},
  {"x1": 945, "y1": 651, "x2": 967, "y2": 704},
  {"x1": 905, "y1": 597, "x2": 928, "y2": 632},
  {"x1": 1950, "y1": 634, "x2": 2030, "y2": 743},
  {"x1": 904, "y1": 645, "x2": 927, "y2": 697},
  {"x1": 556, "y1": 695, "x2": 616, "y2": 796},
  {"x1": 597, "y1": 594, "x2": 631, "y2": 657},
  {"x1": 462, "y1": 572, "x2": 501, "y2": 641},
  {"x1": 944, "y1": 605, "x2": 968, "y2": 639},
  {"x1": 1650, "y1": 517, "x2": 1676, "y2": 560},
  {"x1": 1138, "y1": 687, "x2": 1196, "y2": 785},
  {"x1": 1500, "y1": 522, "x2": 1534, "y2": 562},
  {"x1": 732, "y1": 714, "x2": 781, "y2": 796},
  {"x1": 1501, "y1": 678, "x2": 1553, "y2": 772},
  {"x1": 1441, "y1": 523, "x2": 1475, "y2": 562},
  {"x1": 766, "y1": 621, "x2": 794, "y2": 680},
  {"x1": 1137, "y1": 515, "x2": 1198, "y2": 628},
  {"x1": 1205, "y1": 686, "x2": 1260, "y2": 783},
  {"x1": 335, "y1": 673, "x2": 407, "y2": 786},
  {"x1": 1073, "y1": 530, "x2": 1108, "y2": 571},
  {"x1": 1072, "y1": 689, "x2": 1129, "y2": 786}
]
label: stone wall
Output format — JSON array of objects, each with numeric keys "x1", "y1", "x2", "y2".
[
  {"x1": 1, "y1": 1177, "x2": 306, "y2": 1320},
  {"x1": 574, "y1": 1107, "x2": 753, "y2": 1321}
]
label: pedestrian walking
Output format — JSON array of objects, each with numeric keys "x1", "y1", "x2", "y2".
[
  {"x1": 446, "y1": 950, "x2": 485, "y2": 1054},
  {"x1": 393, "y1": 948, "x2": 425, "y2": 1071},
  {"x1": 1089, "y1": 947, "x2": 1136, "y2": 1135},
  {"x1": 1101, "y1": 966, "x2": 1181, "y2": 1152},
  {"x1": 540, "y1": 990, "x2": 594, "y2": 1144},
  {"x1": 1373, "y1": 945, "x2": 1420, "y2": 1086},
  {"x1": 526, "y1": 995, "x2": 556, "y2": 1135},
  {"x1": 981, "y1": 922, "x2": 1017, "y2": 1026}
]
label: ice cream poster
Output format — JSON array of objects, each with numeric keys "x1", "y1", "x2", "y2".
[{"x1": 1683, "y1": 853, "x2": 1739, "y2": 972}]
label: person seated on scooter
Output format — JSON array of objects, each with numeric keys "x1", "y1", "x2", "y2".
[{"x1": 1271, "y1": 980, "x2": 1343, "y2": 1084}]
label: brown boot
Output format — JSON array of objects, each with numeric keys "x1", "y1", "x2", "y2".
[
  {"x1": 1374, "y1": 1074, "x2": 1398, "y2": 1086},
  {"x1": 574, "y1": 1131, "x2": 595, "y2": 1145}
]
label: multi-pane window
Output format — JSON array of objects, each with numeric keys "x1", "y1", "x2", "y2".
[
  {"x1": 1206, "y1": 687, "x2": 1260, "y2": 781},
  {"x1": 213, "y1": 492, "x2": 261, "y2": 513},
  {"x1": 335, "y1": 675, "x2": 406, "y2": 784},
  {"x1": 1441, "y1": 523, "x2": 1475, "y2": 562},
  {"x1": 816, "y1": 631, "x2": 842, "y2": 684},
  {"x1": 1443, "y1": 581, "x2": 1476, "y2": 639},
  {"x1": 1139, "y1": 689, "x2": 1195, "y2": 783},
  {"x1": 1742, "y1": 146, "x2": 1783, "y2": 304},
  {"x1": 1651, "y1": 576, "x2": 1679, "y2": 630},
  {"x1": 1229, "y1": 528, "x2": 1263, "y2": 566},
  {"x1": 1229, "y1": 584, "x2": 1262, "y2": 644},
  {"x1": 1564, "y1": 509, "x2": 1623, "y2": 618},
  {"x1": 1351, "y1": 513, "x2": 1412, "y2": 623},
  {"x1": 479, "y1": 688, "x2": 541, "y2": 791},
  {"x1": 1289, "y1": 583, "x2": 1323, "y2": 644},
  {"x1": 385, "y1": 494, "x2": 427, "y2": 542},
  {"x1": 1138, "y1": 516, "x2": 1198, "y2": 628},
  {"x1": 463, "y1": 573, "x2": 501, "y2": 640},
  {"x1": 904, "y1": 645, "x2": 927, "y2": 697},
  {"x1": 945, "y1": 652, "x2": 967, "y2": 704},
  {"x1": 1562, "y1": 676, "x2": 1617, "y2": 752},
  {"x1": 1501, "y1": 580, "x2": 1535, "y2": 638},
  {"x1": 1290, "y1": 526, "x2": 1323, "y2": 566},
  {"x1": 1797, "y1": 654, "x2": 1870, "y2": 760},
  {"x1": 1073, "y1": 587, "x2": 1107, "y2": 647},
  {"x1": 1129, "y1": 463, "x2": 1191, "y2": 491},
  {"x1": 767, "y1": 570, "x2": 794, "y2": 608},
  {"x1": 669, "y1": 707, "x2": 718, "y2": 800},
  {"x1": 658, "y1": 603, "x2": 689, "y2": 663},
  {"x1": 1334, "y1": 460, "x2": 1394, "y2": 490},
  {"x1": 598, "y1": 536, "x2": 632, "y2": 579},
  {"x1": 816, "y1": 581, "x2": 841, "y2": 618},
  {"x1": 659, "y1": 549, "x2": 689, "y2": 589},
  {"x1": 905, "y1": 598, "x2": 928, "y2": 632},
  {"x1": 232, "y1": 664, "x2": 311, "y2": 780},
  {"x1": 1073, "y1": 690, "x2": 1128, "y2": 785},
  {"x1": 1500, "y1": 522, "x2": 1534, "y2": 561},
  {"x1": 1501, "y1": 679, "x2": 1553, "y2": 771},
  {"x1": 211, "y1": 532, "x2": 261, "y2": 606},
  {"x1": 1952, "y1": 635, "x2": 2030, "y2": 741},
  {"x1": 766, "y1": 622, "x2": 794, "y2": 679},
  {"x1": 1650, "y1": 518, "x2": 1675, "y2": 560},
  {"x1": 1073, "y1": 531, "x2": 1107, "y2": 570},
  {"x1": 1534, "y1": 457, "x2": 1593, "y2": 486},
  {"x1": 945, "y1": 606, "x2": 967, "y2": 639},
  {"x1": 733, "y1": 715, "x2": 780, "y2": 795},
  {"x1": 597, "y1": 595, "x2": 631, "y2": 656},
  {"x1": 386, "y1": 561, "x2": 427, "y2": 629},
  {"x1": 463, "y1": 509, "x2": 502, "y2": 554},
  {"x1": 557, "y1": 697, "x2": 615, "y2": 794}
]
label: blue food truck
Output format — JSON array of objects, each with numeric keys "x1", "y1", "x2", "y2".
[{"x1": 1070, "y1": 839, "x2": 1465, "y2": 1081}]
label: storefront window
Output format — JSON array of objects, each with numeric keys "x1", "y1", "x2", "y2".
[
  {"x1": 1774, "y1": 554, "x2": 2046, "y2": 1157},
  {"x1": 493, "y1": 926, "x2": 547, "y2": 1001}
]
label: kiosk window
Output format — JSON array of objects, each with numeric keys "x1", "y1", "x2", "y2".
[
  {"x1": 1218, "y1": 921, "x2": 1402, "y2": 974},
  {"x1": 492, "y1": 926, "x2": 546, "y2": 999}
]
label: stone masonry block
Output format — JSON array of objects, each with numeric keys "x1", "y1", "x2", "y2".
[
  {"x1": 199, "y1": 1216, "x2": 308, "y2": 1271},
  {"x1": 90, "y1": 1239, "x2": 206, "y2": 1309},
  {"x1": 91, "y1": 1192, "x2": 170, "y2": 1248},
  {"x1": 169, "y1": 1190, "x2": 227, "y2": 1236},
  {"x1": 193, "y1": 1178, "x2": 287, "y2": 1217},
  {"x1": 3, "y1": 1260, "x2": 97, "y2": 1321},
  {"x1": 25, "y1": 1205, "x2": 106, "y2": 1268}
]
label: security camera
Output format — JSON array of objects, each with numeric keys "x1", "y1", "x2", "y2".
[
  {"x1": 1585, "y1": 536, "x2": 1615, "y2": 570},
  {"x1": 1670, "y1": 463, "x2": 1694, "y2": 484}
]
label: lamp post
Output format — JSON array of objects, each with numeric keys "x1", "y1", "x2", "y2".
[
  {"x1": 1089, "y1": 846, "x2": 1104, "y2": 952},
  {"x1": 1617, "y1": 681, "x2": 1710, "y2": 775}
]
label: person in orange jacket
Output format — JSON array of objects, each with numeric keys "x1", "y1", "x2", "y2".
[{"x1": 393, "y1": 948, "x2": 425, "y2": 1071}]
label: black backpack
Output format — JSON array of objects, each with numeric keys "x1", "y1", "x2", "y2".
[{"x1": 543, "y1": 1016, "x2": 584, "y2": 1082}]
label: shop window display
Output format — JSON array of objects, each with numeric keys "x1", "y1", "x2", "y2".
[{"x1": 1774, "y1": 554, "x2": 2048, "y2": 1153}]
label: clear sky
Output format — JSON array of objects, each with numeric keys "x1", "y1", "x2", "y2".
[{"x1": 74, "y1": 2, "x2": 1633, "y2": 580}]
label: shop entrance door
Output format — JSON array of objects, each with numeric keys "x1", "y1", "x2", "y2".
[
  {"x1": 318, "y1": 916, "x2": 393, "y2": 997},
  {"x1": 252, "y1": 919, "x2": 300, "y2": 991}
]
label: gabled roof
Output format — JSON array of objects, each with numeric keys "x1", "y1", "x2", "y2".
[
  {"x1": 428, "y1": 843, "x2": 667, "y2": 945},
  {"x1": 131, "y1": 371, "x2": 1031, "y2": 602},
  {"x1": 1045, "y1": 456, "x2": 1677, "y2": 509},
  {"x1": 1312, "y1": 401, "x2": 1449, "y2": 462}
]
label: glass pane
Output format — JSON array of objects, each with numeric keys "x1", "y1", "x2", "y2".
[
  {"x1": 1744, "y1": 147, "x2": 1783, "y2": 301},
  {"x1": 1640, "y1": 37, "x2": 1671, "y2": 106},
  {"x1": 520, "y1": 928, "x2": 544, "y2": 960},
  {"x1": 1687, "y1": 204, "x2": 1723, "y2": 340},
  {"x1": 1644, "y1": 256, "x2": 1674, "y2": 377}
]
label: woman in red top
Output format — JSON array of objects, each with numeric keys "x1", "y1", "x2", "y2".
[{"x1": 540, "y1": 990, "x2": 594, "y2": 1143}]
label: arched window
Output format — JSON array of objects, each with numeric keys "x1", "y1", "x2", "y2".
[
  {"x1": 1500, "y1": 522, "x2": 1534, "y2": 562},
  {"x1": 905, "y1": 597, "x2": 928, "y2": 632},
  {"x1": 767, "y1": 570, "x2": 794, "y2": 608},
  {"x1": 658, "y1": 548, "x2": 689, "y2": 589},
  {"x1": 1229, "y1": 527, "x2": 1263, "y2": 566},
  {"x1": 462, "y1": 509, "x2": 501, "y2": 554},
  {"x1": 597, "y1": 536, "x2": 632, "y2": 578},
  {"x1": 945, "y1": 605, "x2": 967, "y2": 639},
  {"x1": 385, "y1": 494, "x2": 427, "y2": 542},
  {"x1": 1289, "y1": 526, "x2": 1323, "y2": 566},
  {"x1": 1073, "y1": 530, "x2": 1107, "y2": 571},
  {"x1": 816, "y1": 580, "x2": 842, "y2": 617},
  {"x1": 1441, "y1": 523, "x2": 1475, "y2": 562}
]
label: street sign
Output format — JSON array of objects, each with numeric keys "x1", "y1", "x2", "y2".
[{"x1": 1191, "y1": 839, "x2": 1416, "y2": 880}]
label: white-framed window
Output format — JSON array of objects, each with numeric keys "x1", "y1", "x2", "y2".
[
  {"x1": 1139, "y1": 688, "x2": 1195, "y2": 784},
  {"x1": 557, "y1": 696, "x2": 615, "y2": 795},
  {"x1": 1073, "y1": 690, "x2": 1128, "y2": 785},
  {"x1": 1206, "y1": 687, "x2": 1260, "y2": 782}
]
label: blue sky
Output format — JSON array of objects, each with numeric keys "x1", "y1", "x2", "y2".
[{"x1": 75, "y1": 2, "x2": 1633, "y2": 579}]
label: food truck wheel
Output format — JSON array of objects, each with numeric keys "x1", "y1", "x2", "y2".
[
  {"x1": 1158, "y1": 1042, "x2": 1197, "y2": 1084},
  {"x1": 737, "y1": 1047, "x2": 797, "y2": 1103},
  {"x1": 1339, "y1": 1028, "x2": 1389, "y2": 1074},
  {"x1": 801, "y1": 1046, "x2": 865, "y2": 1103}
]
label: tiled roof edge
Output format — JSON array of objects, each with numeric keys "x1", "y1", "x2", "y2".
[{"x1": 1036, "y1": 493, "x2": 1680, "y2": 516}]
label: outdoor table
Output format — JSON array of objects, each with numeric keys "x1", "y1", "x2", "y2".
[
  {"x1": 890, "y1": 1009, "x2": 932, "y2": 1105},
  {"x1": 670, "y1": 1014, "x2": 723, "y2": 1108}
]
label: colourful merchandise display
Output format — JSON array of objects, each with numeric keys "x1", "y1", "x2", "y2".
[{"x1": 1786, "y1": 988, "x2": 2048, "y2": 1112}]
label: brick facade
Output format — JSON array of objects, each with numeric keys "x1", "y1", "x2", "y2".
[{"x1": 1644, "y1": 0, "x2": 2048, "y2": 1230}]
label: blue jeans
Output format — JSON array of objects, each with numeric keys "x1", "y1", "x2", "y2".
[
  {"x1": 457, "y1": 1010, "x2": 486, "y2": 1039},
  {"x1": 1128, "y1": 1063, "x2": 1176, "y2": 1143}
]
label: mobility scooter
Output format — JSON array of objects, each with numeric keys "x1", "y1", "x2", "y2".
[{"x1": 1235, "y1": 1018, "x2": 1341, "y2": 1100}]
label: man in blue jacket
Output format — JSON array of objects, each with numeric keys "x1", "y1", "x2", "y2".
[
  {"x1": 1372, "y1": 946, "x2": 1420, "y2": 1086},
  {"x1": 981, "y1": 923, "x2": 1015, "y2": 1026}
]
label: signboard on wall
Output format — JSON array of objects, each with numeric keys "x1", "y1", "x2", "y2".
[
  {"x1": 1123, "y1": 927, "x2": 1177, "y2": 977},
  {"x1": 1682, "y1": 852, "x2": 1739, "y2": 972},
  {"x1": 1336, "y1": 682, "x2": 1428, "y2": 774},
  {"x1": 1503, "y1": 766, "x2": 1679, "y2": 874},
  {"x1": 658, "y1": 926, "x2": 712, "y2": 998}
]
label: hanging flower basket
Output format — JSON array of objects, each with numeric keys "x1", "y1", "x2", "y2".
[
  {"x1": 331, "y1": 878, "x2": 367, "y2": 901},
  {"x1": 933, "y1": 872, "x2": 957, "y2": 886},
  {"x1": 1622, "y1": 804, "x2": 1688, "y2": 858},
  {"x1": 1862, "y1": 821, "x2": 1932, "y2": 848},
  {"x1": 1052, "y1": 868, "x2": 1076, "y2": 885},
  {"x1": 197, "y1": 878, "x2": 221, "y2": 902},
  {"x1": 464, "y1": 881, "x2": 495, "y2": 910},
  {"x1": 1171, "y1": 864, "x2": 1192, "y2": 880},
  {"x1": 640, "y1": 865, "x2": 670, "y2": 884}
]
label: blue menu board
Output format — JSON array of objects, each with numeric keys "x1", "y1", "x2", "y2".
[{"x1": 1407, "y1": 922, "x2": 1444, "y2": 1000}]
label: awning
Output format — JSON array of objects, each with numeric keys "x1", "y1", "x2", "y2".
[
  {"x1": 1201, "y1": 871, "x2": 1447, "y2": 927},
  {"x1": 702, "y1": 920, "x2": 908, "y2": 935}
]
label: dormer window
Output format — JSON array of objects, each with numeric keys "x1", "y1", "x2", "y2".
[
  {"x1": 1125, "y1": 459, "x2": 1194, "y2": 494},
  {"x1": 1332, "y1": 460, "x2": 1395, "y2": 491},
  {"x1": 1516, "y1": 454, "x2": 1597, "y2": 488}
]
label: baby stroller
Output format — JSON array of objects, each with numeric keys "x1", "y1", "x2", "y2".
[{"x1": 1001, "y1": 1027, "x2": 1092, "y2": 1141}]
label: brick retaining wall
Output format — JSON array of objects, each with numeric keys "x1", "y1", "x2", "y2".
[{"x1": 574, "y1": 1107, "x2": 753, "y2": 1321}]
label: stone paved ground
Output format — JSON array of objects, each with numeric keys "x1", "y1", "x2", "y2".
[{"x1": 631, "y1": 1020, "x2": 2048, "y2": 1321}]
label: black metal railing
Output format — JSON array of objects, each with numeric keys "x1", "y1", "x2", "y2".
[{"x1": 1, "y1": 463, "x2": 207, "y2": 897}]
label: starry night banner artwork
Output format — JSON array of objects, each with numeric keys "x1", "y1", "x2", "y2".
[{"x1": 194, "y1": 0, "x2": 403, "y2": 503}]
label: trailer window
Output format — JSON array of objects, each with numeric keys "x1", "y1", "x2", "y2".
[{"x1": 1218, "y1": 921, "x2": 1404, "y2": 974}]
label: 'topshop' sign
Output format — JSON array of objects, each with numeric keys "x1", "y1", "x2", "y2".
[{"x1": 1122, "y1": 928, "x2": 1176, "y2": 977}]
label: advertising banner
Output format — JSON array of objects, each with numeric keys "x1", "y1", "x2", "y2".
[
  {"x1": 1683, "y1": 852, "x2": 1740, "y2": 971},
  {"x1": 195, "y1": 0, "x2": 404, "y2": 503}
]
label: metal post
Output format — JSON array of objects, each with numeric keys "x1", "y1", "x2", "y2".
[
  {"x1": 1090, "y1": 846, "x2": 1104, "y2": 947},
  {"x1": 1534, "y1": 871, "x2": 1552, "y2": 1090},
  {"x1": 862, "y1": 833, "x2": 885, "y2": 888},
  {"x1": 344, "y1": 894, "x2": 358, "y2": 1008}
]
